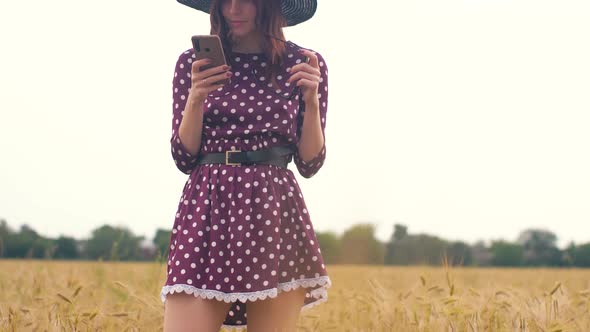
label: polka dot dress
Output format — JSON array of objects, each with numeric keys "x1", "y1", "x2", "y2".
[{"x1": 160, "y1": 40, "x2": 331, "y2": 330}]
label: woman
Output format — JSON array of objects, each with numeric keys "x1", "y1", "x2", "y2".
[{"x1": 161, "y1": 0, "x2": 331, "y2": 330}]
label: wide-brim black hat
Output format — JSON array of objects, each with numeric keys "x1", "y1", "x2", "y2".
[{"x1": 177, "y1": 0, "x2": 317, "y2": 27}]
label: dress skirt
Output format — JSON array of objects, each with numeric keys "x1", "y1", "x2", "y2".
[{"x1": 160, "y1": 162, "x2": 332, "y2": 329}]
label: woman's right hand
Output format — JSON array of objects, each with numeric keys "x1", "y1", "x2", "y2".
[{"x1": 189, "y1": 59, "x2": 232, "y2": 103}]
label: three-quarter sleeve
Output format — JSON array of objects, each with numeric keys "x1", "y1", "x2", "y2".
[
  {"x1": 170, "y1": 50, "x2": 199, "y2": 175},
  {"x1": 293, "y1": 51, "x2": 328, "y2": 179}
]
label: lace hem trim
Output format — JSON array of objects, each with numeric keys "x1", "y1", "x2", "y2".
[{"x1": 160, "y1": 275, "x2": 331, "y2": 304}]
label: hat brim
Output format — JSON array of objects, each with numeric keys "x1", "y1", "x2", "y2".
[{"x1": 176, "y1": 0, "x2": 317, "y2": 27}]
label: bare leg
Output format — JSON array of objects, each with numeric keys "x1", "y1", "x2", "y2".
[
  {"x1": 246, "y1": 287, "x2": 307, "y2": 332},
  {"x1": 163, "y1": 292, "x2": 233, "y2": 332}
]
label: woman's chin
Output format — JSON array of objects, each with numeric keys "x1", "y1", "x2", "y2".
[
  {"x1": 231, "y1": 32, "x2": 247, "y2": 38},
  {"x1": 230, "y1": 29, "x2": 255, "y2": 38}
]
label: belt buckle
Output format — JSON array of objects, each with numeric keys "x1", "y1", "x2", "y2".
[{"x1": 225, "y1": 149, "x2": 242, "y2": 166}]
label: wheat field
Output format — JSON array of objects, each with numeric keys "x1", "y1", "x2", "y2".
[{"x1": 1, "y1": 259, "x2": 589, "y2": 331}]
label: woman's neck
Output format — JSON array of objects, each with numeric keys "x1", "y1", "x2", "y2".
[{"x1": 231, "y1": 32, "x2": 264, "y2": 53}]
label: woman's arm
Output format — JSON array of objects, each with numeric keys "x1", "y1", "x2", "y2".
[
  {"x1": 170, "y1": 51, "x2": 204, "y2": 175},
  {"x1": 291, "y1": 50, "x2": 329, "y2": 179},
  {"x1": 297, "y1": 98, "x2": 324, "y2": 163}
]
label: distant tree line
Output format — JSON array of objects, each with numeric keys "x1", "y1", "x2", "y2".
[{"x1": 1, "y1": 217, "x2": 589, "y2": 267}]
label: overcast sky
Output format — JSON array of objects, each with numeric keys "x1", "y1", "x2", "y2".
[{"x1": 1, "y1": 0, "x2": 589, "y2": 249}]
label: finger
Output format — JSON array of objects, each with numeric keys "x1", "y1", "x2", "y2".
[
  {"x1": 288, "y1": 72, "x2": 319, "y2": 85},
  {"x1": 192, "y1": 58, "x2": 229, "y2": 78},
  {"x1": 207, "y1": 70, "x2": 233, "y2": 83},
  {"x1": 192, "y1": 58, "x2": 213, "y2": 73},
  {"x1": 199, "y1": 71, "x2": 232, "y2": 86},
  {"x1": 296, "y1": 78, "x2": 317, "y2": 88},
  {"x1": 298, "y1": 49, "x2": 319, "y2": 69},
  {"x1": 200, "y1": 79, "x2": 227, "y2": 92},
  {"x1": 287, "y1": 71, "x2": 319, "y2": 84},
  {"x1": 195, "y1": 63, "x2": 230, "y2": 80},
  {"x1": 290, "y1": 63, "x2": 319, "y2": 76},
  {"x1": 289, "y1": 63, "x2": 320, "y2": 78}
]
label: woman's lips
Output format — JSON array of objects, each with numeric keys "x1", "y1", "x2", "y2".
[{"x1": 230, "y1": 21, "x2": 246, "y2": 27}]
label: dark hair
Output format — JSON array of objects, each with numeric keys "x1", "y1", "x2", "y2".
[{"x1": 209, "y1": 0, "x2": 287, "y2": 89}]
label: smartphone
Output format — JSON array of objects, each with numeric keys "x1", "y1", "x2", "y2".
[{"x1": 191, "y1": 35, "x2": 229, "y2": 85}]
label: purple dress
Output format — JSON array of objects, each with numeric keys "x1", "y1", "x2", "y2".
[{"x1": 160, "y1": 40, "x2": 332, "y2": 330}]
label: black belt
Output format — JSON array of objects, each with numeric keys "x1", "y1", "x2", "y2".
[{"x1": 196, "y1": 145, "x2": 296, "y2": 168}]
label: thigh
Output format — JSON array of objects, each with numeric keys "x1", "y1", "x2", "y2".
[
  {"x1": 246, "y1": 287, "x2": 307, "y2": 332},
  {"x1": 163, "y1": 292, "x2": 232, "y2": 332}
]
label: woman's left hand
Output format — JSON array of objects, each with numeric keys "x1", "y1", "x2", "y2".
[{"x1": 287, "y1": 49, "x2": 320, "y2": 106}]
